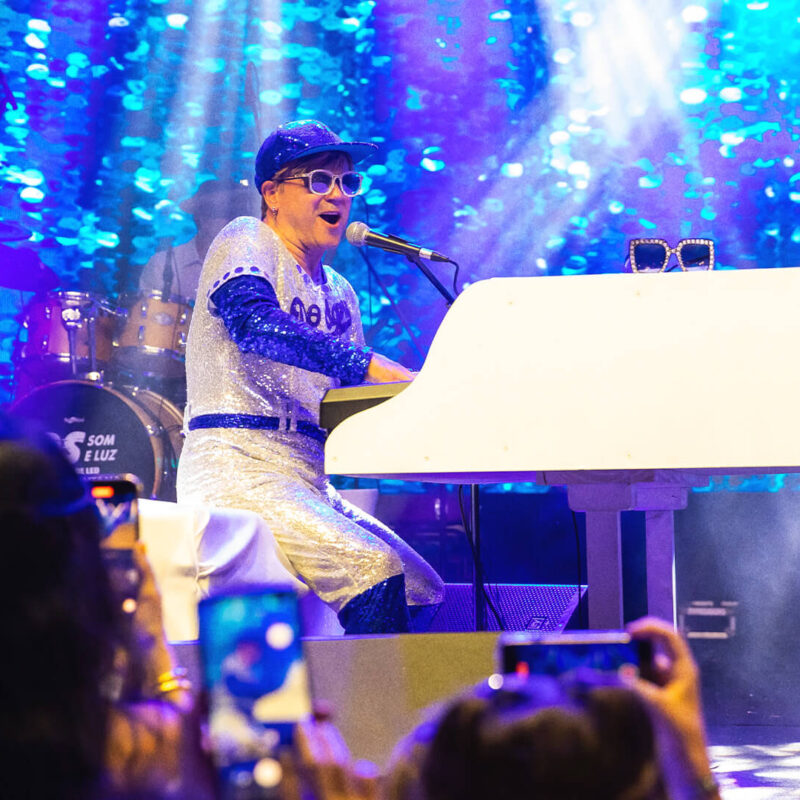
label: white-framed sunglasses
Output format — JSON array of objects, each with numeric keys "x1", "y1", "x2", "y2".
[
  {"x1": 628, "y1": 238, "x2": 715, "y2": 272},
  {"x1": 277, "y1": 169, "x2": 364, "y2": 197}
]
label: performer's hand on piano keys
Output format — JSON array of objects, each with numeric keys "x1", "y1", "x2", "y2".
[{"x1": 365, "y1": 352, "x2": 415, "y2": 384}]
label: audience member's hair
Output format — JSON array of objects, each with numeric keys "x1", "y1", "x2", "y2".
[
  {"x1": 419, "y1": 672, "x2": 667, "y2": 800},
  {"x1": 0, "y1": 416, "x2": 122, "y2": 799}
]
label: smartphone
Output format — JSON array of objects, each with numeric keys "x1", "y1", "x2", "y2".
[
  {"x1": 91, "y1": 476, "x2": 141, "y2": 618},
  {"x1": 199, "y1": 587, "x2": 312, "y2": 800},
  {"x1": 91, "y1": 475, "x2": 140, "y2": 548},
  {"x1": 499, "y1": 630, "x2": 654, "y2": 681}
]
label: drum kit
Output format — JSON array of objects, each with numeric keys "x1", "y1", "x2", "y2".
[{"x1": 2, "y1": 225, "x2": 191, "y2": 501}]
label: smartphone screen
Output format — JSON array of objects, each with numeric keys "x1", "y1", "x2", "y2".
[
  {"x1": 90, "y1": 477, "x2": 140, "y2": 548},
  {"x1": 90, "y1": 477, "x2": 141, "y2": 619},
  {"x1": 500, "y1": 631, "x2": 653, "y2": 680},
  {"x1": 199, "y1": 587, "x2": 312, "y2": 800}
]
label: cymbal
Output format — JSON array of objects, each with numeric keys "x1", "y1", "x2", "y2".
[
  {"x1": 0, "y1": 244, "x2": 59, "y2": 292},
  {"x1": 0, "y1": 220, "x2": 32, "y2": 242}
]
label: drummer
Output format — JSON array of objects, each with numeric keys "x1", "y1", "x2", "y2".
[{"x1": 138, "y1": 179, "x2": 257, "y2": 303}]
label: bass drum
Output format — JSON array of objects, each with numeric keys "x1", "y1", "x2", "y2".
[{"x1": 10, "y1": 381, "x2": 183, "y2": 501}]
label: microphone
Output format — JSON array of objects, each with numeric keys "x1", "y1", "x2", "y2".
[{"x1": 346, "y1": 221, "x2": 451, "y2": 263}]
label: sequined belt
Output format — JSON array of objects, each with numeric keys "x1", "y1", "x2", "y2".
[{"x1": 188, "y1": 413, "x2": 327, "y2": 443}]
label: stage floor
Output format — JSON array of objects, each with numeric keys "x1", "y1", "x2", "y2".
[{"x1": 709, "y1": 727, "x2": 800, "y2": 798}]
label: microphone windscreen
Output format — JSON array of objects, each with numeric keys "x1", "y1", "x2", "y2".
[{"x1": 346, "y1": 221, "x2": 369, "y2": 247}]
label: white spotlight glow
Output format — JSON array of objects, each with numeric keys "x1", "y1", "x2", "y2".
[
  {"x1": 682, "y1": 5, "x2": 709, "y2": 23},
  {"x1": 265, "y1": 621, "x2": 294, "y2": 650},
  {"x1": 720, "y1": 87, "x2": 743, "y2": 102},
  {"x1": 487, "y1": 673, "x2": 504, "y2": 690},
  {"x1": 680, "y1": 87, "x2": 708, "y2": 104}
]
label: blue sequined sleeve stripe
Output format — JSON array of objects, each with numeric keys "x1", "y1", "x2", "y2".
[{"x1": 210, "y1": 274, "x2": 372, "y2": 385}]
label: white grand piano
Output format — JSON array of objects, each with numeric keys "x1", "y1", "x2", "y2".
[{"x1": 324, "y1": 268, "x2": 800, "y2": 628}]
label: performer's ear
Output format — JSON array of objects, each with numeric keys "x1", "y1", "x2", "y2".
[{"x1": 261, "y1": 180, "x2": 278, "y2": 219}]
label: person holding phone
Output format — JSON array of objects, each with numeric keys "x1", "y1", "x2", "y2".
[
  {"x1": 0, "y1": 415, "x2": 213, "y2": 799},
  {"x1": 176, "y1": 119, "x2": 444, "y2": 634},
  {"x1": 378, "y1": 618, "x2": 721, "y2": 800}
]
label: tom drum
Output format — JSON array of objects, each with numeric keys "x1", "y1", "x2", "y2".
[{"x1": 113, "y1": 291, "x2": 193, "y2": 379}]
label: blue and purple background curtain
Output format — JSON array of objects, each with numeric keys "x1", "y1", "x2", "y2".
[{"x1": 1, "y1": 0, "x2": 798, "y2": 442}]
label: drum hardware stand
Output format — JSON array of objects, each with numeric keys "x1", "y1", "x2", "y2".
[
  {"x1": 10, "y1": 297, "x2": 28, "y2": 400},
  {"x1": 84, "y1": 306, "x2": 102, "y2": 382},
  {"x1": 61, "y1": 301, "x2": 103, "y2": 382},
  {"x1": 61, "y1": 306, "x2": 82, "y2": 378}
]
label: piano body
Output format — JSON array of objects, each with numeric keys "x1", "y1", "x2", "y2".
[{"x1": 324, "y1": 268, "x2": 800, "y2": 628}]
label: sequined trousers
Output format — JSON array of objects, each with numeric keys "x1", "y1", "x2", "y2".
[{"x1": 176, "y1": 427, "x2": 444, "y2": 615}]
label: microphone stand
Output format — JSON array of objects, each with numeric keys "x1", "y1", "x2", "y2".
[
  {"x1": 406, "y1": 252, "x2": 455, "y2": 306},
  {"x1": 357, "y1": 250, "x2": 426, "y2": 363},
  {"x1": 407, "y1": 253, "x2": 487, "y2": 631}
]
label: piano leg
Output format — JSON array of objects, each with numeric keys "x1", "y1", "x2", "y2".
[
  {"x1": 568, "y1": 483, "x2": 687, "y2": 630},
  {"x1": 567, "y1": 484, "x2": 629, "y2": 630},
  {"x1": 636, "y1": 484, "x2": 687, "y2": 627},
  {"x1": 644, "y1": 509, "x2": 677, "y2": 626},
  {"x1": 583, "y1": 510, "x2": 624, "y2": 629}
]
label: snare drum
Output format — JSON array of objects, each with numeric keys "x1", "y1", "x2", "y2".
[
  {"x1": 17, "y1": 291, "x2": 117, "y2": 384},
  {"x1": 113, "y1": 291, "x2": 193, "y2": 379},
  {"x1": 10, "y1": 381, "x2": 184, "y2": 500}
]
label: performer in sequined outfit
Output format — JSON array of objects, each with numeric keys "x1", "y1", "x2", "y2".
[{"x1": 176, "y1": 120, "x2": 444, "y2": 634}]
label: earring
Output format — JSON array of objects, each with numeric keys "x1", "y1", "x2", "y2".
[{"x1": 270, "y1": 207, "x2": 277, "y2": 214}]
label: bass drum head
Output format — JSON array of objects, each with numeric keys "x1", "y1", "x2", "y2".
[
  {"x1": 123, "y1": 386, "x2": 183, "y2": 466},
  {"x1": 10, "y1": 381, "x2": 180, "y2": 500}
]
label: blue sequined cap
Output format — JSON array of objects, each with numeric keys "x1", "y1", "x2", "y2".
[{"x1": 254, "y1": 119, "x2": 378, "y2": 192}]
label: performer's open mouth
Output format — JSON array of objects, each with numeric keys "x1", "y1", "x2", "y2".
[{"x1": 319, "y1": 211, "x2": 341, "y2": 226}]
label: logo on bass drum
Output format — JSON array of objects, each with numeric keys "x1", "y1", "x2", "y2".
[{"x1": 50, "y1": 430, "x2": 119, "y2": 471}]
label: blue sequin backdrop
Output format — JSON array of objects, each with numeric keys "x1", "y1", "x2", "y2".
[{"x1": 1, "y1": 0, "x2": 799, "y2": 408}]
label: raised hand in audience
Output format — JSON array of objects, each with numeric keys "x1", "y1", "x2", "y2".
[
  {"x1": 280, "y1": 716, "x2": 379, "y2": 800},
  {"x1": 627, "y1": 616, "x2": 721, "y2": 800},
  {"x1": 105, "y1": 542, "x2": 214, "y2": 797}
]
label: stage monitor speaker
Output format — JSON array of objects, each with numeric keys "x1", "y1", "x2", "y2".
[{"x1": 428, "y1": 583, "x2": 586, "y2": 633}]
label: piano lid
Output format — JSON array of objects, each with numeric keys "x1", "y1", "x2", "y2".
[{"x1": 325, "y1": 270, "x2": 800, "y2": 482}]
